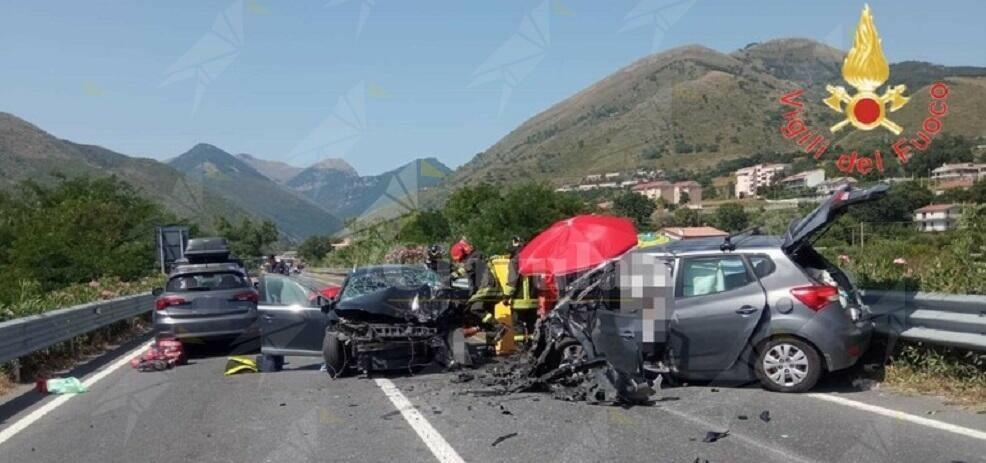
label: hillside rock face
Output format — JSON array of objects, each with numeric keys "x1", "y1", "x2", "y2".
[
  {"x1": 169, "y1": 144, "x2": 343, "y2": 239},
  {"x1": 449, "y1": 38, "x2": 986, "y2": 187}
]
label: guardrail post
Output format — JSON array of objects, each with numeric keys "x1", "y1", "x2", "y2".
[{"x1": 9, "y1": 358, "x2": 21, "y2": 383}]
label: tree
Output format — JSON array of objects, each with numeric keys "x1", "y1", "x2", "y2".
[
  {"x1": 849, "y1": 182, "x2": 933, "y2": 224},
  {"x1": 0, "y1": 176, "x2": 173, "y2": 302},
  {"x1": 297, "y1": 235, "x2": 334, "y2": 262},
  {"x1": 398, "y1": 209, "x2": 451, "y2": 245},
  {"x1": 714, "y1": 202, "x2": 749, "y2": 232},
  {"x1": 215, "y1": 217, "x2": 279, "y2": 258},
  {"x1": 612, "y1": 191, "x2": 656, "y2": 226},
  {"x1": 443, "y1": 183, "x2": 589, "y2": 254},
  {"x1": 669, "y1": 207, "x2": 702, "y2": 227},
  {"x1": 679, "y1": 191, "x2": 690, "y2": 205}
]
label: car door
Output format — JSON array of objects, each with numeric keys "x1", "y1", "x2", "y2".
[
  {"x1": 669, "y1": 255, "x2": 766, "y2": 376},
  {"x1": 258, "y1": 274, "x2": 326, "y2": 356}
]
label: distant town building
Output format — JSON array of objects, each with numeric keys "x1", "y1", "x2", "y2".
[
  {"x1": 779, "y1": 169, "x2": 825, "y2": 190},
  {"x1": 554, "y1": 186, "x2": 574, "y2": 192},
  {"x1": 604, "y1": 172, "x2": 620, "y2": 179},
  {"x1": 931, "y1": 163, "x2": 986, "y2": 182},
  {"x1": 331, "y1": 237, "x2": 353, "y2": 250},
  {"x1": 735, "y1": 163, "x2": 789, "y2": 198},
  {"x1": 673, "y1": 181, "x2": 703, "y2": 205},
  {"x1": 596, "y1": 201, "x2": 613, "y2": 210},
  {"x1": 584, "y1": 174, "x2": 603, "y2": 182},
  {"x1": 815, "y1": 177, "x2": 858, "y2": 195},
  {"x1": 933, "y1": 177, "x2": 975, "y2": 195},
  {"x1": 620, "y1": 179, "x2": 640, "y2": 188},
  {"x1": 632, "y1": 180, "x2": 673, "y2": 202},
  {"x1": 914, "y1": 204, "x2": 962, "y2": 232},
  {"x1": 662, "y1": 226, "x2": 728, "y2": 240},
  {"x1": 597, "y1": 182, "x2": 619, "y2": 189}
]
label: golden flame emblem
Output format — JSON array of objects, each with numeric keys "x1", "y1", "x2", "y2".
[{"x1": 824, "y1": 4, "x2": 909, "y2": 134}]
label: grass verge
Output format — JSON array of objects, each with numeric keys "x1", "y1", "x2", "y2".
[{"x1": 883, "y1": 343, "x2": 986, "y2": 410}]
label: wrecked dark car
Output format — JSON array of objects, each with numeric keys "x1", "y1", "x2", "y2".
[
  {"x1": 519, "y1": 260, "x2": 660, "y2": 404},
  {"x1": 258, "y1": 265, "x2": 470, "y2": 376}
]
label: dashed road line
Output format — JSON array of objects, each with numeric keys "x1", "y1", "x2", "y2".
[
  {"x1": 375, "y1": 378, "x2": 465, "y2": 463},
  {"x1": 807, "y1": 393, "x2": 986, "y2": 442},
  {"x1": 0, "y1": 339, "x2": 154, "y2": 447}
]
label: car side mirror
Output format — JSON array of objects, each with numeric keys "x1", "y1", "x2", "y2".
[
  {"x1": 152, "y1": 287, "x2": 164, "y2": 297},
  {"x1": 321, "y1": 298, "x2": 337, "y2": 314}
]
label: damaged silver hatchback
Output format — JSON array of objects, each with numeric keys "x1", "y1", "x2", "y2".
[{"x1": 538, "y1": 183, "x2": 885, "y2": 393}]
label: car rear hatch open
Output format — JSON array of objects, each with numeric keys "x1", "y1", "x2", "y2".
[{"x1": 782, "y1": 183, "x2": 889, "y2": 254}]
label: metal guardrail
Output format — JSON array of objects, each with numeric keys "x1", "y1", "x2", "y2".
[
  {"x1": 0, "y1": 288, "x2": 982, "y2": 367},
  {"x1": 0, "y1": 293, "x2": 153, "y2": 364},
  {"x1": 862, "y1": 290, "x2": 986, "y2": 351}
]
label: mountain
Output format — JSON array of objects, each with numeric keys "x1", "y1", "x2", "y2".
[
  {"x1": 288, "y1": 157, "x2": 452, "y2": 220},
  {"x1": 449, "y1": 38, "x2": 986, "y2": 187},
  {"x1": 0, "y1": 112, "x2": 249, "y2": 227},
  {"x1": 169, "y1": 144, "x2": 343, "y2": 239},
  {"x1": 235, "y1": 153, "x2": 304, "y2": 184}
]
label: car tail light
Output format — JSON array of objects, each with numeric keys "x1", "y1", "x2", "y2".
[
  {"x1": 790, "y1": 285, "x2": 839, "y2": 311},
  {"x1": 231, "y1": 290, "x2": 259, "y2": 303},
  {"x1": 155, "y1": 295, "x2": 187, "y2": 311}
]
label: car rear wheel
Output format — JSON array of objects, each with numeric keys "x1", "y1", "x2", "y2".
[
  {"x1": 322, "y1": 331, "x2": 347, "y2": 378},
  {"x1": 755, "y1": 337, "x2": 822, "y2": 393}
]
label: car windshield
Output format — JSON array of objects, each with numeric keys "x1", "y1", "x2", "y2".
[
  {"x1": 340, "y1": 267, "x2": 439, "y2": 301},
  {"x1": 166, "y1": 271, "x2": 248, "y2": 292}
]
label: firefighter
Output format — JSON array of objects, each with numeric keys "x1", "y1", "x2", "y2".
[
  {"x1": 450, "y1": 239, "x2": 504, "y2": 338},
  {"x1": 425, "y1": 244, "x2": 451, "y2": 286},
  {"x1": 503, "y1": 236, "x2": 523, "y2": 298}
]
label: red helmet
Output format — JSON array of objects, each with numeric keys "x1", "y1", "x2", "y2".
[{"x1": 450, "y1": 239, "x2": 473, "y2": 262}]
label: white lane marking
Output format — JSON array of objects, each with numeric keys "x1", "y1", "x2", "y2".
[
  {"x1": 658, "y1": 405, "x2": 820, "y2": 463},
  {"x1": 374, "y1": 378, "x2": 465, "y2": 463},
  {"x1": 0, "y1": 339, "x2": 154, "y2": 447},
  {"x1": 808, "y1": 393, "x2": 986, "y2": 441}
]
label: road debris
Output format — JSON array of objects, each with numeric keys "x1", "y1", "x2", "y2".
[
  {"x1": 759, "y1": 410, "x2": 771, "y2": 422},
  {"x1": 450, "y1": 372, "x2": 475, "y2": 384},
  {"x1": 702, "y1": 430, "x2": 729, "y2": 443},
  {"x1": 737, "y1": 414, "x2": 748, "y2": 420},
  {"x1": 36, "y1": 377, "x2": 87, "y2": 394},
  {"x1": 491, "y1": 432, "x2": 518, "y2": 447}
]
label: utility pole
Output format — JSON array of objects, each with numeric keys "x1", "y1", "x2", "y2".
[{"x1": 860, "y1": 222, "x2": 865, "y2": 249}]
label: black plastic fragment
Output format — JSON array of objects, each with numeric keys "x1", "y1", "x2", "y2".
[
  {"x1": 737, "y1": 414, "x2": 748, "y2": 420},
  {"x1": 759, "y1": 410, "x2": 771, "y2": 422},
  {"x1": 491, "y1": 432, "x2": 519, "y2": 447},
  {"x1": 703, "y1": 430, "x2": 729, "y2": 443}
]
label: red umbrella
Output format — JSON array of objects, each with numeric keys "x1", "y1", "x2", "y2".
[{"x1": 518, "y1": 215, "x2": 638, "y2": 276}]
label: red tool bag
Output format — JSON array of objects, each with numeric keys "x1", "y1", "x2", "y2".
[{"x1": 130, "y1": 337, "x2": 186, "y2": 371}]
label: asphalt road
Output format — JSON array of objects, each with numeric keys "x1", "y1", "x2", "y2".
[{"x1": 1, "y1": 337, "x2": 984, "y2": 463}]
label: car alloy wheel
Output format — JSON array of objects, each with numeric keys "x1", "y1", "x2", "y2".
[{"x1": 763, "y1": 343, "x2": 810, "y2": 387}]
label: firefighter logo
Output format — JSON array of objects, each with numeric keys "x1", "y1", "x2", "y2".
[{"x1": 823, "y1": 4, "x2": 909, "y2": 135}]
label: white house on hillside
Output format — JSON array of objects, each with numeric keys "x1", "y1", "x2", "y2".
[
  {"x1": 735, "y1": 163, "x2": 788, "y2": 198},
  {"x1": 913, "y1": 204, "x2": 962, "y2": 232}
]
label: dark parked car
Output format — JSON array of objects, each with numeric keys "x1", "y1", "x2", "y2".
[
  {"x1": 153, "y1": 238, "x2": 259, "y2": 345},
  {"x1": 258, "y1": 265, "x2": 468, "y2": 375}
]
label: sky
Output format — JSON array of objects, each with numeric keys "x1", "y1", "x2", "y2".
[{"x1": 1, "y1": 0, "x2": 983, "y2": 175}]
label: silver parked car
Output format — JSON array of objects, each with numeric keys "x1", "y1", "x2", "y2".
[
  {"x1": 153, "y1": 238, "x2": 260, "y2": 344},
  {"x1": 637, "y1": 183, "x2": 887, "y2": 392}
]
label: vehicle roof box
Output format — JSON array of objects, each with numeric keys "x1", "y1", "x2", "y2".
[{"x1": 184, "y1": 237, "x2": 231, "y2": 264}]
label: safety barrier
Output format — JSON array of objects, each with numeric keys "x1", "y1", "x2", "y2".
[
  {"x1": 0, "y1": 293, "x2": 153, "y2": 365},
  {"x1": 1, "y1": 288, "x2": 983, "y2": 367},
  {"x1": 862, "y1": 290, "x2": 986, "y2": 351}
]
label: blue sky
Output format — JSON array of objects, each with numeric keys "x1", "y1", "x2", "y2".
[{"x1": 1, "y1": 0, "x2": 983, "y2": 175}]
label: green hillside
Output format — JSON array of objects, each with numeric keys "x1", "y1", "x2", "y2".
[{"x1": 0, "y1": 113, "x2": 248, "y2": 228}]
